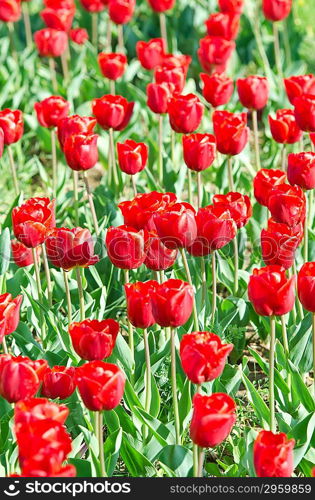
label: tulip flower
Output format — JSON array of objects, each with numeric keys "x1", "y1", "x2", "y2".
[
  {"x1": 105, "y1": 225, "x2": 148, "y2": 270},
  {"x1": 298, "y1": 262, "x2": 315, "y2": 389},
  {"x1": 0, "y1": 108, "x2": 23, "y2": 194},
  {"x1": 117, "y1": 139, "x2": 148, "y2": 194},
  {"x1": 261, "y1": 218, "x2": 303, "y2": 269},
  {"x1": 154, "y1": 64, "x2": 186, "y2": 93},
  {"x1": 63, "y1": 133, "x2": 99, "y2": 172},
  {"x1": 294, "y1": 94, "x2": 315, "y2": 132},
  {"x1": 144, "y1": 231, "x2": 177, "y2": 271},
  {"x1": 0, "y1": 292, "x2": 22, "y2": 346},
  {"x1": 205, "y1": 12, "x2": 240, "y2": 40},
  {"x1": 118, "y1": 191, "x2": 177, "y2": 231},
  {"x1": 269, "y1": 109, "x2": 302, "y2": 165},
  {"x1": 0, "y1": 355, "x2": 48, "y2": 403},
  {"x1": 284, "y1": 74, "x2": 315, "y2": 105},
  {"x1": 154, "y1": 201, "x2": 197, "y2": 251},
  {"x1": 147, "y1": 0, "x2": 175, "y2": 12},
  {"x1": 69, "y1": 319, "x2": 119, "y2": 360},
  {"x1": 69, "y1": 27, "x2": 89, "y2": 45},
  {"x1": 124, "y1": 281, "x2": 157, "y2": 329},
  {"x1": 218, "y1": 0, "x2": 244, "y2": 13},
  {"x1": 11, "y1": 239, "x2": 41, "y2": 268},
  {"x1": 198, "y1": 36, "x2": 235, "y2": 74},
  {"x1": 168, "y1": 94, "x2": 204, "y2": 134},
  {"x1": 262, "y1": 0, "x2": 292, "y2": 22},
  {"x1": 136, "y1": 38, "x2": 165, "y2": 70},
  {"x1": 254, "y1": 430, "x2": 295, "y2": 477},
  {"x1": 0, "y1": 0, "x2": 21, "y2": 22},
  {"x1": 182, "y1": 134, "x2": 216, "y2": 173},
  {"x1": 253, "y1": 168, "x2": 287, "y2": 207},
  {"x1": 34, "y1": 28, "x2": 68, "y2": 91},
  {"x1": 57, "y1": 115, "x2": 97, "y2": 150},
  {"x1": 98, "y1": 52, "x2": 127, "y2": 93},
  {"x1": 268, "y1": 183, "x2": 306, "y2": 227},
  {"x1": 0, "y1": 128, "x2": 3, "y2": 158},
  {"x1": 287, "y1": 152, "x2": 315, "y2": 190},
  {"x1": 12, "y1": 197, "x2": 56, "y2": 248},
  {"x1": 41, "y1": 366, "x2": 76, "y2": 400},
  {"x1": 40, "y1": 3, "x2": 75, "y2": 32},
  {"x1": 80, "y1": 0, "x2": 104, "y2": 11},
  {"x1": 108, "y1": 0, "x2": 135, "y2": 24},
  {"x1": 180, "y1": 332, "x2": 233, "y2": 385},
  {"x1": 14, "y1": 397, "x2": 69, "y2": 427},
  {"x1": 200, "y1": 72, "x2": 234, "y2": 109}
]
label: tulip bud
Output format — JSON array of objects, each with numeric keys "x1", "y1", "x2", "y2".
[
  {"x1": 0, "y1": 293, "x2": 23, "y2": 343},
  {"x1": 41, "y1": 4, "x2": 75, "y2": 31},
  {"x1": 41, "y1": 366, "x2": 76, "y2": 400},
  {"x1": 200, "y1": 72, "x2": 234, "y2": 108},
  {"x1": 154, "y1": 202, "x2": 197, "y2": 249},
  {"x1": 0, "y1": 109, "x2": 24, "y2": 145},
  {"x1": 63, "y1": 133, "x2": 99, "y2": 171},
  {"x1": 183, "y1": 133, "x2": 216, "y2": 172},
  {"x1": 294, "y1": 94, "x2": 315, "y2": 132},
  {"x1": 34, "y1": 28, "x2": 68, "y2": 58},
  {"x1": 125, "y1": 281, "x2": 158, "y2": 329},
  {"x1": 11, "y1": 239, "x2": 41, "y2": 268},
  {"x1": 12, "y1": 197, "x2": 56, "y2": 248},
  {"x1": 154, "y1": 65, "x2": 186, "y2": 93},
  {"x1": 136, "y1": 38, "x2": 165, "y2": 70},
  {"x1": 69, "y1": 319, "x2": 119, "y2": 360},
  {"x1": 80, "y1": 0, "x2": 105, "y2": 12},
  {"x1": 14, "y1": 398, "x2": 69, "y2": 427},
  {"x1": 254, "y1": 430, "x2": 295, "y2": 477},
  {"x1": 236, "y1": 75, "x2": 269, "y2": 110},
  {"x1": 146, "y1": 82, "x2": 175, "y2": 114},
  {"x1": 218, "y1": 0, "x2": 244, "y2": 13},
  {"x1": 147, "y1": 0, "x2": 175, "y2": 12},
  {"x1": 268, "y1": 183, "x2": 306, "y2": 227},
  {"x1": 117, "y1": 139, "x2": 148, "y2": 175},
  {"x1": 213, "y1": 192, "x2": 252, "y2": 228},
  {"x1": 144, "y1": 231, "x2": 177, "y2": 271},
  {"x1": 168, "y1": 94, "x2": 204, "y2": 134},
  {"x1": 92, "y1": 94, "x2": 134, "y2": 131},
  {"x1": 213, "y1": 110, "x2": 249, "y2": 156},
  {"x1": 287, "y1": 152, "x2": 315, "y2": 190},
  {"x1": 284, "y1": 75, "x2": 315, "y2": 106},
  {"x1": 298, "y1": 262, "x2": 315, "y2": 313},
  {"x1": 0, "y1": 0, "x2": 21, "y2": 22},
  {"x1": 34, "y1": 96, "x2": 70, "y2": 129},
  {"x1": 253, "y1": 168, "x2": 287, "y2": 207},
  {"x1": 108, "y1": 0, "x2": 135, "y2": 24},
  {"x1": 69, "y1": 27, "x2": 89, "y2": 45},
  {"x1": 57, "y1": 114, "x2": 96, "y2": 149},
  {"x1": 198, "y1": 36, "x2": 235, "y2": 74},
  {"x1": 269, "y1": 109, "x2": 302, "y2": 144},
  {"x1": 98, "y1": 52, "x2": 127, "y2": 80},
  {"x1": 151, "y1": 279, "x2": 194, "y2": 327},
  {"x1": 205, "y1": 12, "x2": 240, "y2": 40},
  {"x1": 105, "y1": 225, "x2": 148, "y2": 269},
  {"x1": 261, "y1": 218, "x2": 303, "y2": 269},
  {"x1": 262, "y1": 0, "x2": 292, "y2": 22}
]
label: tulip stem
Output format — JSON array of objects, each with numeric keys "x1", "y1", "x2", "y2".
[
  {"x1": 252, "y1": 110, "x2": 261, "y2": 171},
  {"x1": 106, "y1": 17, "x2": 112, "y2": 52},
  {"x1": 281, "y1": 315, "x2": 292, "y2": 393},
  {"x1": 312, "y1": 313, "x2": 315, "y2": 397},
  {"x1": 170, "y1": 328, "x2": 180, "y2": 444},
  {"x1": 32, "y1": 247, "x2": 46, "y2": 343},
  {"x1": 211, "y1": 251, "x2": 217, "y2": 323},
  {"x1": 41, "y1": 244, "x2": 53, "y2": 307},
  {"x1": 269, "y1": 315, "x2": 276, "y2": 433},
  {"x1": 227, "y1": 156, "x2": 234, "y2": 191},
  {"x1": 171, "y1": 129, "x2": 176, "y2": 167},
  {"x1": 63, "y1": 270, "x2": 72, "y2": 325},
  {"x1": 83, "y1": 172, "x2": 99, "y2": 236},
  {"x1": 61, "y1": 52, "x2": 69, "y2": 85},
  {"x1": 7, "y1": 23, "x2": 18, "y2": 63},
  {"x1": 193, "y1": 384, "x2": 201, "y2": 477},
  {"x1": 97, "y1": 411, "x2": 107, "y2": 477},
  {"x1": 281, "y1": 143, "x2": 287, "y2": 171},
  {"x1": 187, "y1": 170, "x2": 193, "y2": 205},
  {"x1": 51, "y1": 129, "x2": 57, "y2": 197},
  {"x1": 273, "y1": 22, "x2": 283, "y2": 79},
  {"x1": 158, "y1": 114, "x2": 163, "y2": 186},
  {"x1": 22, "y1": 3, "x2": 32, "y2": 49},
  {"x1": 7, "y1": 146, "x2": 19, "y2": 196},
  {"x1": 49, "y1": 58, "x2": 58, "y2": 93},
  {"x1": 109, "y1": 128, "x2": 119, "y2": 186},
  {"x1": 292, "y1": 261, "x2": 304, "y2": 320},
  {"x1": 110, "y1": 80, "x2": 115, "y2": 95},
  {"x1": 124, "y1": 269, "x2": 135, "y2": 369},
  {"x1": 117, "y1": 25, "x2": 124, "y2": 53},
  {"x1": 76, "y1": 267, "x2": 85, "y2": 321},
  {"x1": 200, "y1": 256, "x2": 207, "y2": 304},
  {"x1": 197, "y1": 172, "x2": 202, "y2": 209},
  {"x1": 131, "y1": 175, "x2": 137, "y2": 197},
  {"x1": 180, "y1": 248, "x2": 199, "y2": 331},
  {"x1": 303, "y1": 193, "x2": 308, "y2": 263},
  {"x1": 197, "y1": 448, "x2": 205, "y2": 477},
  {"x1": 233, "y1": 236, "x2": 239, "y2": 296},
  {"x1": 73, "y1": 171, "x2": 80, "y2": 226},
  {"x1": 143, "y1": 329, "x2": 151, "y2": 413},
  {"x1": 92, "y1": 13, "x2": 98, "y2": 49},
  {"x1": 159, "y1": 13, "x2": 168, "y2": 51},
  {"x1": 2, "y1": 337, "x2": 8, "y2": 354}
]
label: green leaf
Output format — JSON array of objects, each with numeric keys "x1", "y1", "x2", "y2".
[{"x1": 104, "y1": 427, "x2": 123, "y2": 476}]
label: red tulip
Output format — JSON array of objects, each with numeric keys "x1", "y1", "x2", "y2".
[
  {"x1": 69, "y1": 319, "x2": 119, "y2": 360},
  {"x1": 168, "y1": 94, "x2": 204, "y2": 134},
  {"x1": 287, "y1": 152, "x2": 315, "y2": 190},
  {"x1": 80, "y1": 0, "x2": 105, "y2": 11},
  {"x1": 98, "y1": 52, "x2": 127, "y2": 80},
  {"x1": 294, "y1": 94, "x2": 315, "y2": 132},
  {"x1": 160, "y1": 53, "x2": 191, "y2": 74},
  {"x1": 12, "y1": 197, "x2": 56, "y2": 248},
  {"x1": 218, "y1": 0, "x2": 244, "y2": 13},
  {"x1": 0, "y1": 128, "x2": 3, "y2": 158},
  {"x1": 118, "y1": 191, "x2": 177, "y2": 231},
  {"x1": 154, "y1": 202, "x2": 197, "y2": 249},
  {"x1": 213, "y1": 110, "x2": 249, "y2": 156},
  {"x1": 254, "y1": 430, "x2": 295, "y2": 477},
  {"x1": 144, "y1": 231, "x2": 177, "y2": 271},
  {"x1": 69, "y1": 27, "x2": 89, "y2": 45},
  {"x1": 41, "y1": 367, "x2": 76, "y2": 400},
  {"x1": 92, "y1": 94, "x2": 134, "y2": 131},
  {"x1": 180, "y1": 332, "x2": 233, "y2": 384},
  {"x1": 45, "y1": 227, "x2": 99, "y2": 270},
  {"x1": 297, "y1": 262, "x2": 315, "y2": 312},
  {"x1": 34, "y1": 96, "x2": 70, "y2": 129},
  {"x1": 57, "y1": 114, "x2": 96, "y2": 149},
  {"x1": 262, "y1": 0, "x2": 292, "y2": 22},
  {"x1": 268, "y1": 183, "x2": 306, "y2": 227},
  {"x1": 125, "y1": 281, "x2": 158, "y2": 329},
  {"x1": 63, "y1": 133, "x2": 99, "y2": 171},
  {"x1": 237, "y1": 76, "x2": 269, "y2": 110},
  {"x1": 284, "y1": 74, "x2": 315, "y2": 105},
  {"x1": 198, "y1": 36, "x2": 235, "y2": 74},
  {"x1": 190, "y1": 393, "x2": 236, "y2": 448},
  {"x1": 0, "y1": 355, "x2": 48, "y2": 403},
  {"x1": 34, "y1": 28, "x2": 68, "y2": 58},
  {"x1": 40, "y1": 5, "x2": 75, "y2": 32},
  {"x1": 11, "y1": 239, "x2": 41, "y2": 267},
  {"x1": 248, "y1": 265, "x2": 296, "y2": 316},
  {"x1": 253, "y1": 168, "x2": 287, "y2": 207},
  {"x1": 182, "y1": 133, "x2": 216, "y2": 172},
  {"x1": 136, "y1": 38, "x2": 165, "y2": 70},
  {"x1": 117, "y1": 139, "x2": 148, "y2": 175},
  {"x1": 105, "y1": 225, "x2": 148, "y2": 269},
  {"x1": 14, "y1": 398, "x2": 69, "y2": 427},
  {"x1": 146, "y1": 82, "x2": 175, "y2": 114},
  {"x1": 200, "y1": 72, "x2": 234, "y2": 108},
  {"x1": 269, "y1": 109, "x2": 302, "y2": 144},
  {"x1": 213, "y1": 192, "x2": 252, "y2": 228},
  {"x1": 311, "y1": 133, "x2": 315, "y2": 148},
  {"x1": 187, "y1": 205, "x2": 237, "y2": 257},
  {"x1": 205, "y1": 12, "x2": 240, "y2": 40},
  {"x1": 0, "y1": 293, "x2": 22, "y2": 343},
  {"x1": 14, "y1": 457, "x2": 76, "y2": 478},
  {"x1": 261, "y1": 218, "x2": 303, "y2": 269},
  {"x1": 0, "y1": 109, "x2": 23, "y2": 145},
  {"x1": 75, "y1": 361, "x2": 126, "y2": 411},
  {"x1": 154, "y1": 65, "x2": 186, "y2": 94},
  {"x1": 147, "y1": 0, "x2": 175, "y2": 12},
  {"x1": 0, "y1": 0, "x2": 21, "y2": 22},
  {"x1": 151, "y1": 279, "x2": 194, "y2": 327},
  {"x1": 108, "y1": 0, "x2": 135, "y2": 24}
]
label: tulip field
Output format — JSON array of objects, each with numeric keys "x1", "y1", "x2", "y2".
[{"x1": 1, "y1": 0, "x2": 315, "y2": 482}]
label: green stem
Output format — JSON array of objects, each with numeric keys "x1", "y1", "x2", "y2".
[
  {"x1": 7, "y1": 22, "x2": 18, "y2": 63},
  {"x1": 211, "y1": 251, "x2": 217, "y2": 323},
  {"x1": 197, "y1": 171, "x2": 202, "y2": 209},
  {"x1": 197, "y1": 448, "x2": 205, "y2": 477},
  {"x1": 73, "y1": 171, "x2": 79, "y2": 226},
  {"x1": 110, "y1": 80, "x2": 115, "y2": 95},
  {"x1": 158, "y1": 114, "x2": 163, "y2": 187},
  {"x1": 32, "y1": 247, "x2": 46, "y2": 343},
  {"x1": 252, "y1": 109, "x2": 261, "y2": 171},
  {"x1": 292, "y1": 261, "x2": 303, "y2": 320},
  {"x1": 170, "y1": 327, "x2": 180, "y2": 444},
  {"x1": 303, "y1": 192, "x2": 308, "y2": 263},
  {"x1": 106, "y1": 16, "x2": 112, "y2": 52},
  {"x1": 312, "y1": 313, "x2": 315, "y2": 398},
  {"x1": 97, "y1": 411, "x2": 107, "y2": 477},
  {"x1": 63, "y1": 270, "x2": 72, "y2": 325},
  {"x1": 117, "y1": 24, "x2": 124, "y2": 53},
  {"x1": 51, "y1": 129, "x2": 57, "y2": 197},
  {"x1": 124, "y1": 269, "x2": 134, "y2": 368},
  {"x1": 159, "y1": 12, "x2": 168, "y2": 51},
  {"x1": 187, "y1": 169, "x2": 193, "y2": 205},
  {"x1": 180, "y1": 248, "x2": 198, "y2": 331},
  {"x1": 273, "y1": 22, "x2": 283, "y2": 78},
  {"x1": 143, "y1": 329, "x2": 151, "y2": 413},
  {"x1": 22, "y1": 3, "x2": 32, "y2": 49},
  {"x1": 171, "y1": 129, "x2": 175, "y2": 167},
  {"x1": 83, "y1": 171, "x2": 99, "y2": 236},
  {"x1": 233, "y1": 236, "x2": 239, "y2": 295},
  {"x1": 61, "y1": 51, "x2": 69, "y2": 85},
  {"x1": 92, "y1": 12, "x2": 98, "y2": 49},
  {"x1": 7, "y1": 146, "x2": 19, "y2": 196},
  {"x1": 49, "y1": 57, "x2": 58, "y2": 93},
  {"x1": 227, "y1": 156, "x2": 234, "y2": 191},
  {"x1": 200, "y1": 256, "x2": 206, "y2": 305},
  {"x1": 2, "y1": 337, "x2": 8, "y2": 354},
  {"x1": 76, "y1": 267, "x2": 85, "y2": 321},
  {"x1": 41, "y1": 244, "x2": 53, "y2": 307},
  {"x1": 131, "y1": 175, "x2": 137, "y2": 197},
  {"x1": 109, "y1": 128, "x2": 119, "y2": 186},
  {"x1": 269, "y1": 315, "x2": 276, "y2": 433}
]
